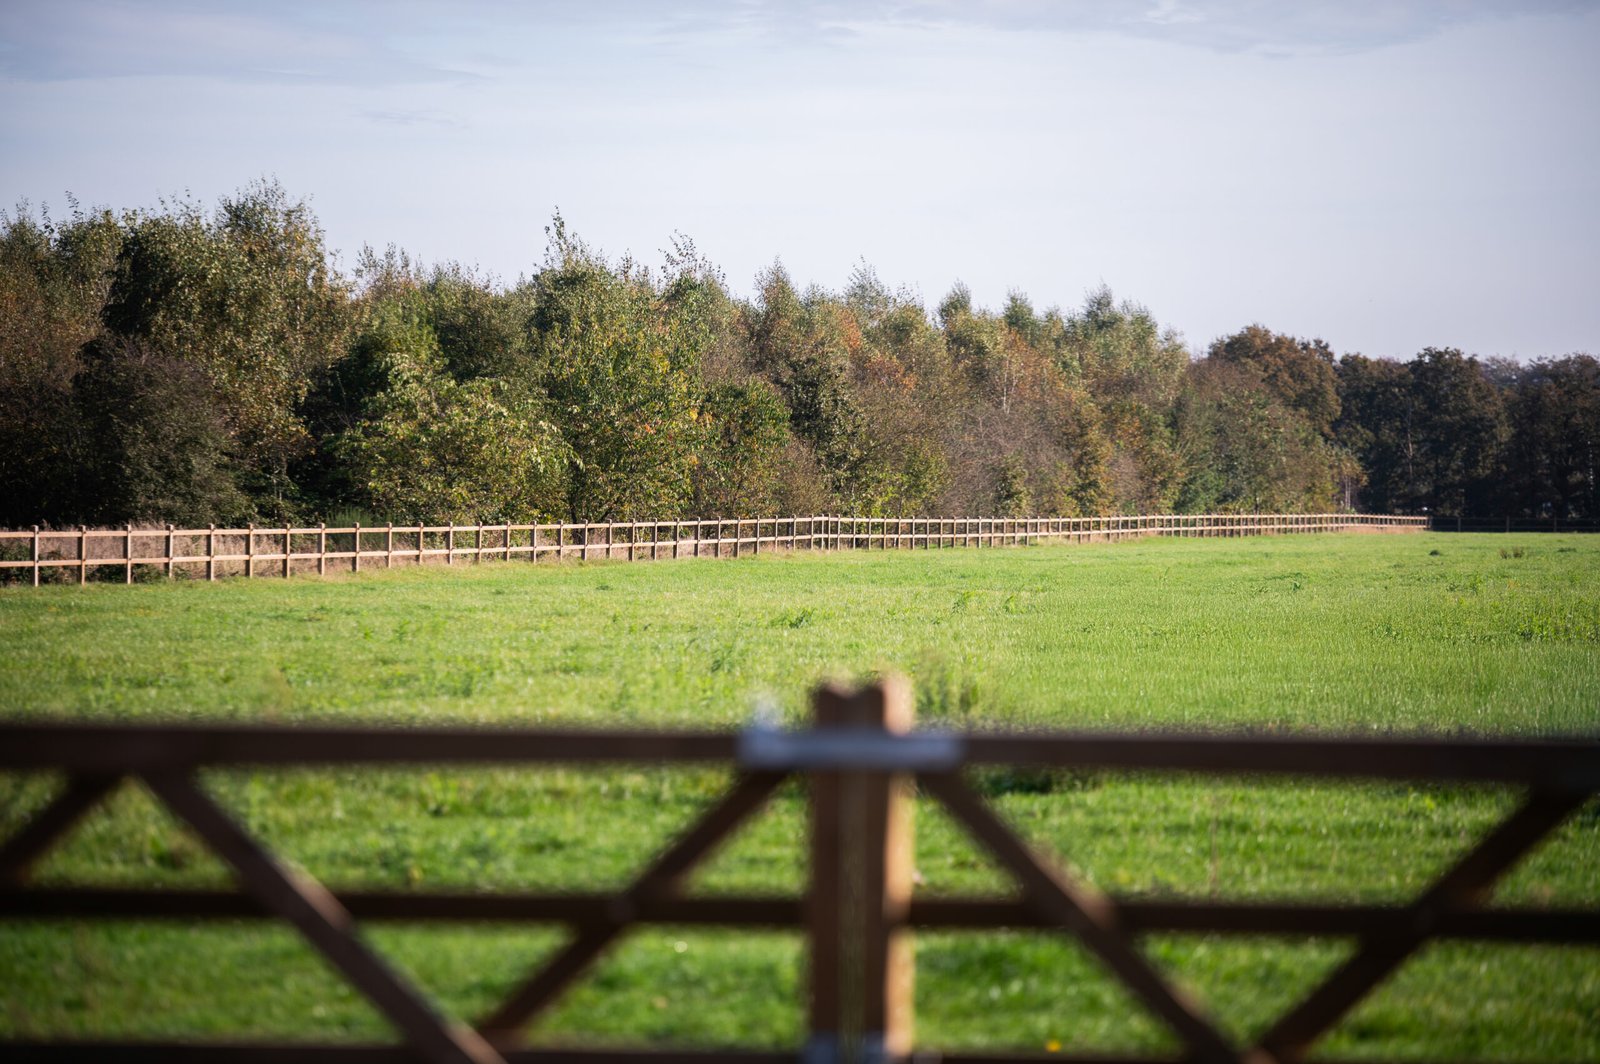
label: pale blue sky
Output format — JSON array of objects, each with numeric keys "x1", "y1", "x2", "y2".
[{"x1": 3, "y1": 1, "x2": 1597, "y2": 359}]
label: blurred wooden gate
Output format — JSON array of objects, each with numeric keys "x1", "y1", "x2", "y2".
[{"x1": 1, "y1": 679, "x2": 1595, "y2": 1063}]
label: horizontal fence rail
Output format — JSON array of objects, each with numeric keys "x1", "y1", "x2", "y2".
[
  {"x1": 1432, "y1": 515, "x2": 1600, "y2": 533},
  {"x1": 1, "y1": 678, "x2": 1594, "y2": 1064},
  {"x1": 0, "y1": 513, "x2": 1426, "y2": 586}
]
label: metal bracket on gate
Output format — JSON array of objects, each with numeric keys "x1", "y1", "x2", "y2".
[{"x1": 737, "y1": 721, "x2": 965, "y2": 772}]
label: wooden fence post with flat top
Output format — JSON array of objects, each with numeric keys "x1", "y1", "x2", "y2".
[{"x1": 807, "y1": 677, "x2": 915, "y2": 1064}]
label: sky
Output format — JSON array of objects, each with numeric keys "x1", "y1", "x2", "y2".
[{"x1": 2, "y1": 0, "x2": 1597, "y2": 360}]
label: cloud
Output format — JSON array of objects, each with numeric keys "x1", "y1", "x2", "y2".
[
  {"x1": 363, "y1": 109, "x2": 465, "y2": 129},
  {"x1": 0, "y1": 0, "x2": 479, "y2": 85},
  {"x1": 4, "y1": 0, "x2": 1593, "y2": 91},
  {"x1": 660, "y1": 0, "x2": 1600, "y2": 56}
]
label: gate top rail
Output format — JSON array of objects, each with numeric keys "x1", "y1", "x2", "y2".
[{"x1": 1, "y1": 720, "x2": 1595, "y2": 787}]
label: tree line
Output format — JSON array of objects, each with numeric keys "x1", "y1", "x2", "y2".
[{"x1": 2, "y1": 182, "x2": 1595, "y2": 529}]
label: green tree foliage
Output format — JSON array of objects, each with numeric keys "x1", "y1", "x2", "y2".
[
  {"x1": 527, "y1": 217, "x2": 706, "y2": 521},
  {"x1": 4, "y1": 185, "x2": 1597, "y2": 529},
  {"x1": 1177, "y1": 359, "x2": 1337, "y2": 512},
  {"x1": 72, "y1": 336, "x2": 245, "y2": 525},
  {"x1": 744, "y1": 263, "x2": 865, "y2": 498},
  {"x1": 335, "y1": 303, "x2": 567, "y2": 523},
  {"x1": 102, "y1": 181, "x2": 353, "y2": 515},
  {"x1": 691, "y1": 380, "x2": 792, "y2": 516},
  {"x1": 1504, "y1": 355, "x2": 1600, "y2": 518},
  {"x1": 1333, "y1": 354, "x2": 1414, "y2": 513},
  {"x1": 0, "y1": 203, "x2": 121, "y2": 525},
  {"x1": 1334, "y1": 349, "x2": 1511, "y2": 517},
  {"x1": 1405, "y1": 348, "x2": 1507, "y2": 516}
]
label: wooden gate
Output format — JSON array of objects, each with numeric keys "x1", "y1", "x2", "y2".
[{"x1": 1, "y1": 679, "x2": 1595, "y2": 1063}]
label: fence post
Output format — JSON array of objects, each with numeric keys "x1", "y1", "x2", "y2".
[
  {"x1": 807, "y1": 677, "x2": 915, "y2": 1063},
  {"x1": 354, "y1": 523, "x2": 362, "y2": 574},
  {"x1": 245, "y1": 523, "x2": 255, "y2": 580},
  {"x1": 318, "y1": 524, "x2": 327, "y2": 576},
  {"x1": 387, "y1": 525, "x2": 395, "y2": 570},
  {"x1": 206, "y1": 525, "x2": 215, "y2": 582},
  {"x1": 284, "y1": 525, "x2": 293, "y2": 579},
  {"x1": 446, "y1": 523, "x2": 454, "y2": 566},
  {"x1": 124, "y1": 523, "x2": 134, "y2": 584}
]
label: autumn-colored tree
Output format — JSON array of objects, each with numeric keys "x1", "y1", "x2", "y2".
[
  {"x1": 1209, "y1": 325, "x2": 1340, "y2": 437},
  {"x1": 1059, "y1": 287, "x2": 1185, "y2": 511}
]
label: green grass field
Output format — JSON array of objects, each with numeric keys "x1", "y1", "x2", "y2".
[{"x1": 2, "y1": 532, "x2": 1598, "y2": 1057}]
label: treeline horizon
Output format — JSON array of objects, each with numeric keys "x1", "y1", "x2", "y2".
[{"x1": 2, "y1": 181, "x2": 1596, "y2": 530}]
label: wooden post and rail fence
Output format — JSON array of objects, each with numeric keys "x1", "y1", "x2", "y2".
[
  {"x1": 1, "y1": 677, "x2": 1595, "y2": 1063},
  {"x1": 0, "y1": 513, "x2": 1427, "y2": 586}
]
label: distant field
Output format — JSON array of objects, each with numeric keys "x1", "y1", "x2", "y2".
[{"x1": 2, "y1": 533, "x2": 1598, "y2": 1056}]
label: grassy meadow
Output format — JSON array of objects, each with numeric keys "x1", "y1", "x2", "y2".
[{"x1": 1, "y1": 532, "x2": 1598, "y2": 1056}]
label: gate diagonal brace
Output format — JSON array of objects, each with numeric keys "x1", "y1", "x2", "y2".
[
  {"x1": 141, "y1": 772, "x2": 505, "y2": 1064},
  {"x1": 0, "y1": 775, "x2": 122, "y2": 884},
  {"x1": 477, "y1": 771, "x2": 788, "y2": 1040},
  {"x1": 920, "y1": 771, "x2": 1242, "y2": 1064},
  {"x1": 1252, "y1": 786, "x2": 1591, "y2": 1064}
]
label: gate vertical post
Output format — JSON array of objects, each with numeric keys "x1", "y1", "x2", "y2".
[{"x1": 807, "y1": 677, "x2": 915, "y2": 1063}]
